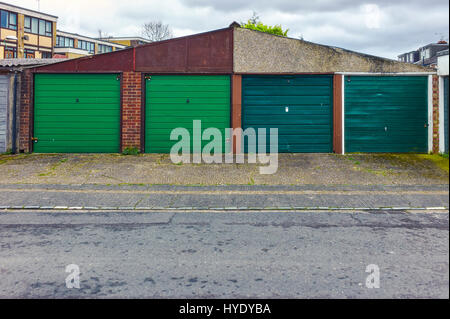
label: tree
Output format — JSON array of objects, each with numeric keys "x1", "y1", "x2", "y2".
[
  {"x1": 249, "y1": 11, "x2": 260, "y2": 24},
  {"x1": 142, "y1": 21, "x2": 173, "y2": 42},
  {"x1": 241, "y1": 12, "x2": 289, "y2": 37}
]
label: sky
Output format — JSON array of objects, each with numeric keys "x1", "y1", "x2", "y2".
[{"x1": 6, "y1": 0, "x2": 450, "y2": 59}]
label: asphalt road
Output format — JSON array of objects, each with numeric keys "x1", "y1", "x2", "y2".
[{"x1": 0, "y1": 211, "x2": 448, "y2": 298}]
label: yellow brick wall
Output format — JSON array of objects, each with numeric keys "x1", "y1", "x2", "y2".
[
  {"x1": 52, "y1": 21, "x2": 56, "y2": 56},
  {"x1": 39, "y1": 36, "x2": 52, "y2": 48},
  {"x1": 67, "y1": 52, "x2": 85, "y2": 59},
  {"x1": 24, "y1": 33, "x2": 38, "y2": 46},
  {"x1": 0, "y1": 29, "x2": 18, "y2": 40},
  {"x1": 17, "y1": 14, "x2": 25, "y2": 58},
  {"x1": 108, "y1": 39, "x2": 131, "y2": 46}
]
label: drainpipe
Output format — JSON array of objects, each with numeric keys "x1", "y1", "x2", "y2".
[{"x1": 11, "y1": 72, "x2": 18, "y2": 154}]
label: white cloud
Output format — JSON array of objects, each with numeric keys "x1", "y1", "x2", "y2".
[
  {"x1": 361, "y1": 4, "x2": 382, "y2": 29},
  {"x1": 5, "y1": 0, "x2": 449, "y2": 59}
]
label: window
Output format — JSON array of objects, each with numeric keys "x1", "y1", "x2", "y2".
[
  {"x1": 77, "y1": 40, "x2": 95, "y2": 53},
  {"x1": 56, "y1": 35, "x2": 74, "y2": 48},
  {"x1": 0, "y1": 11, "x2": 6, "y2": 28},
  {"x1": 24, "y1": 49, "x2": 35, "y2": 59},
  {"x1": 24, "y1": 16, "x2": 31, "y2": 32},
  {"x1": 1, "y1": 10, "x2": 17, "y2": 30},
  {"x1": 41, "y1": 51, "x2": 52, "y2": 58},
  {"x1": 420, "y1": 48, "x2": 430, "y2": 60},
  {"x1": 4, "y1": 47, "x2": 17, "y2": 58},
  {"x1": 24, "y1": 16, "x2": 52, "y2": 36},
  {"x1": 45, "y1": 21, "x2": 52, "y2": 36},
  {"x1": 39, "y1": 19, "x2": 45, "y2": 35},
  {"x1": 9, "y1": 11, "x2": 17, "y2": 29},
  {"x1": 31, "y1": 17, "x2": 38, "y2": 34},
  {"x1": 98, "y1": 44, "x2": 113, "y2": 53}
]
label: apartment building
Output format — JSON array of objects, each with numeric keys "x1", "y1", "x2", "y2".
[
  {"x1": 1, "y1": 2, "x2": 139, "y2": 60},
  {"x1": 398, "y1": 41, "x2": 449, "y2": 67},
  {"x1": 98, "y1": 36, "x2": 151, "y2": 47},
  {"x1": 55, "y1": 30, "x2": 126, "y2": 59},
  {"x1": 0, "y1": 1, "x2": 57, "y2": 59}
]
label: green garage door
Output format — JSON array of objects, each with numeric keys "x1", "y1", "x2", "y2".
[
  {"x1": 345, "y1": 76, "x2": 428, "y2": 153},
  {"x1": 242, "y1": 75, "x2": 333, "y2": 153},
  {"x1": 34, "y1": 74, "x2": 120, "y2": 153},
  {"x1": 145, "y1": 75, "x2": 230, "y2": 153}
]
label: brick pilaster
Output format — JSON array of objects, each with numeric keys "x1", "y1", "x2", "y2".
[
  {"x1": 432, "y1": 74, "x2": 439, "y2": 154},
  {"x1": 19, "y1": 69, "x2": 32, "y2": 153},
  {"x1": 121, "y1": 71, "x2": 142, "y2": 152}
]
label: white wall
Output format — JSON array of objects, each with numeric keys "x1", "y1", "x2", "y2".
[
  {"x1": 437, "y1": 54, "x2": 449, "y2": 76},
  {"x1": 437, "y1": 53, "x2": 448, "y2": 153},
  {"x1": 0, "y1": 75, "x2": 10, "y2": 153}
]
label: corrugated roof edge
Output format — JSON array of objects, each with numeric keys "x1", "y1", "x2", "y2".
[
  {"x1": 133, "y1": 25, "x2": 234, "y2": 50},
  {"x1": 29, "y1": 46, "x2": 135, "y2": 72},
  {"x1": 0, "y1": 58, "x2": 68, "y2": 68},
  {"x1": 30, "y1": 25, "x2": 235, "y2": 72}
]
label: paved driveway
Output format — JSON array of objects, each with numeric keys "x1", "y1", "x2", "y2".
[{"x1": 0, "y1": 153, "x2": 448, "y2": 185}]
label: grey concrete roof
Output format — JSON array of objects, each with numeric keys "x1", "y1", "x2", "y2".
[{"x1": 233, "y1": 27, "x2": 433, "y2": 73}]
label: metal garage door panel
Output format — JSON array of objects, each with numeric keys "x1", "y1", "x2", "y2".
[
  {"x1": 34, "y1": 74, "x2": 120, "y2": 153},
  {"x1": 0, "y1": 75, "x2": 9, "y2": 153},
  {"x1": 345, "y1": 76, "x2": 428, "y2": 153},
  {"x1": 242, "y1": 75, "x2": 333, "y2": 153},
  {"x1": 145, "y1": 75, "x2": 230, "y2": 153}
]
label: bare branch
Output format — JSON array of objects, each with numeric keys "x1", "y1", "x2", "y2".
[{"x1": 142, "y1": 21, "x2": 173, "y2": 42}]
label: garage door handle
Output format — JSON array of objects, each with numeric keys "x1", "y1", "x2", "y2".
[{"x1": 31, "y1": 137, "x2": 38, "y2": 143}]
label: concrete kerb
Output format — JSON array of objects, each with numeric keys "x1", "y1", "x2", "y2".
[{"x1": 0, "y1": 205, "x2": 448, "y2": 213}]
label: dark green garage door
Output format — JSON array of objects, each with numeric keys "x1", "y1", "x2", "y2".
[
  {"x1": 345, "y1": 76, "x2": 428, "y2": 153},
  {"x1": 145, "y1": 75, "x2": 230, "y2": 153},
  {"x1": 34, "y1": 74, "x2": 120, "y2": 153},
  {"x1": 242, "y1": 75, "x2": 333, "y2": 153}
]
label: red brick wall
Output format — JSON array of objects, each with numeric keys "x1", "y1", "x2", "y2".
[
  {"x1": 432, "y1": 75, "x2": 439, "y2": 154},
  {"x1": 333, "y1": 74, "x2": 343, "y2": 154},
  {"x1": 121, "y1": 72, "x2": 142, "y2": 152},
  {"x1": 19, "y1": 70, "x2": 32, "y2": 153}
]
